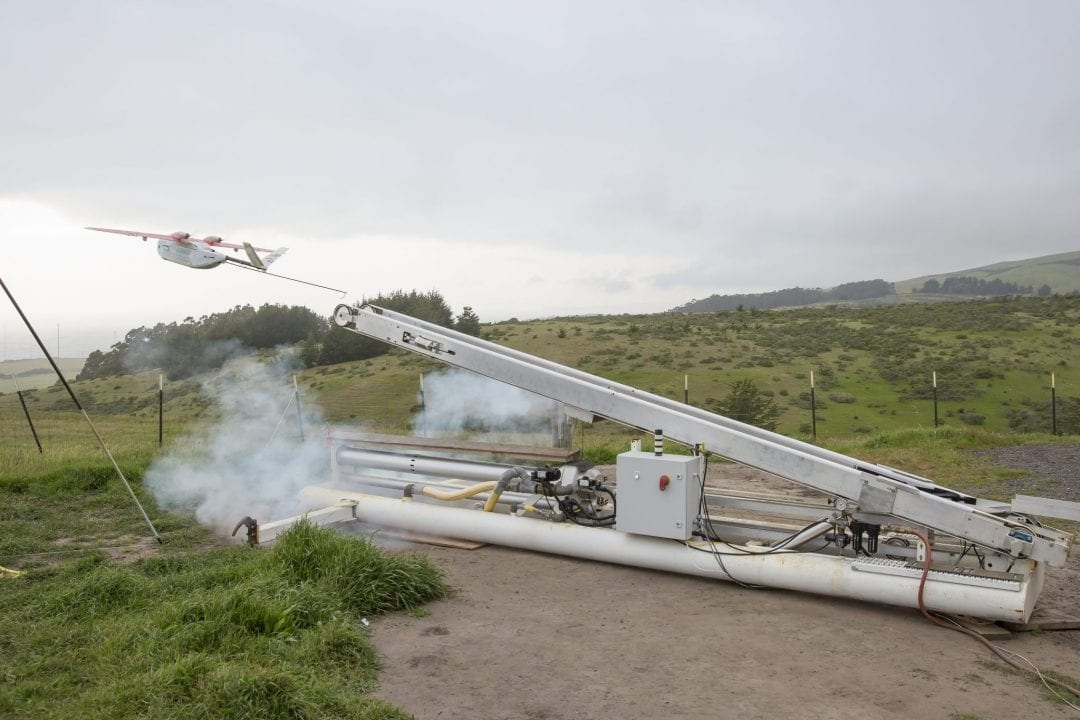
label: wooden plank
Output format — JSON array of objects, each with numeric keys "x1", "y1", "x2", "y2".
[
  {"x1": 328, "y1": 429, "x2": 580, "y2": 462},
  {"x1": 941, "y1": 615, "x2": 1013, "y2": 639},
  {"x1": 1000, "y1": 608, "x2": 1080, "y2": 632},
  {"x1": 1011, "y1": 494, "x2": 1080, "y2": 522}
]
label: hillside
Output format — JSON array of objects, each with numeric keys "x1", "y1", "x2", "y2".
[
  {"x1": 0, "y1": 358, "x2": 85, "y2": 393},
  {"x1": 8, "y1": 296, "x2": 1077, "y2": 452},
  {"x1": 894, "y1": 249, "x2": 1080, "y2": 295},
  {"x1": 673, "y1": 249, "x2": 1080, "y2": 313}
]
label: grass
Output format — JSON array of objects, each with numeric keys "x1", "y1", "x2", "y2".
[
  {"x1": 0, "y1": 422, "x2": 448, "y2": 719},
  {"x1": 0, "y1": 357, "x2": 87, "y2": 393},
  {"x1": 0, "y1": 519, "x2": 447, "y2": 720},
  {"x1": 979, "y1": 658, "x2": 1080, "y2": 708}
]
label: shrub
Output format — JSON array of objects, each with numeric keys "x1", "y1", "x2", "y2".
[{"x1": 714, "y1": 379, "x2": 780, "y2": 431}]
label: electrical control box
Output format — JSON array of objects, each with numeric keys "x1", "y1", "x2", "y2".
[{"x1": 615, "y1": 451, "x2": 703, "y2": 540}]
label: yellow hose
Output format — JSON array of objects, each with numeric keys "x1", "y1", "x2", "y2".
[
  {"x1": 482, "y1": 487, "x2": 503, "y2": 512},
  {"x1": 421, "y1": 482, "x2": 497, "y2": 502},
  {"x1": 1, "y1": 565, "x2": 22, "y2": 578}
]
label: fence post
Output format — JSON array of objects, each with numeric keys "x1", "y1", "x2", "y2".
[
  {"x1": 1051, "y1": 372, "x2": 1057, "y2": 436},
  {"x1": 293, "y1": 375, "x2": 305, "y2": 442},
  {"x1": 932, "y1": 371, "x2": 939, "y2": 428},
  {"x1": 158, "y1": 373, "x2": 164, "y2": 447},
  {"x1": 419, "y1": 373, "x2": 427, "y2": 437},
  {"x1": 810, "y1": 369, "x2": 817, "y2": 440},
  {"x1": 12, "y1": 375, "x2": 42, "y2": 453},
  {"x1": 684, "y1": 374, "x2": 689, "y2": 405}
]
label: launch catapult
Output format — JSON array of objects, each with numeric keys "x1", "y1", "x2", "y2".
[{"x1": 245, "y1": 304, "x2": 1076, "y2": 623}]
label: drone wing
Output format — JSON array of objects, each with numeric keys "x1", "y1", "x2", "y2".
[
  {"x1": 86, "y1": 227, "x2": 194, "y2": 243},
  {"x1": 86, "y1": 227, "x2": 275, "y2": 252}
]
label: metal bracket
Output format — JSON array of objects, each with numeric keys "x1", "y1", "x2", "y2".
[{"x1": 857, "y1": 476, "x2": 898, "y2": 514}]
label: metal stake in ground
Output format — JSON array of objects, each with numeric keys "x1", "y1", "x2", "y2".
[
  {"x1": 293, "y1": 375, "x2": 305, "y2": 442},
  {"x1": 158, "y1": 373, "x2": 164, "y2": 447},
  {"x1": 419, "y1": 373, "x2": 427, "y2": 437},
  {"x1": 1051, "y1": 372, "x2": 1057, "y2": 436},
  {"x1": 0, "y1": 275, "x2": 162, "y2": 543},
  {"x1": 11, "y1": 374, "x2": 43, "y2": 453},
  {"x1": 810, "y1": 369, "x2": 817, "y2": 440},
  {"x1": 932, "y1": 371, "x2": 939, "y2": 427}
]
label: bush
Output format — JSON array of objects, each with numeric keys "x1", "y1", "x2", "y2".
[{"x1": 714, "y1": 379, "x2": 780, "y2": 431}]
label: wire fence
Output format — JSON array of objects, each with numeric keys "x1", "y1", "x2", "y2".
[{"x1": 0, "y1": 368, "x2": 1074, "y2": 460}]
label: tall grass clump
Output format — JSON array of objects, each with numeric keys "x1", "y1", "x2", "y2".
[{"x1": 274, "y1": 519, "x2": 449, "y2": 615}]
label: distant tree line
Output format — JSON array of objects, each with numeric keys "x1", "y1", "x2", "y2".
[
  {"x1": 77, "y1": 292, "x2": 482, "y2": 381},
  {"x1": 673, "y1": 279, "x2": 894, "y2": 313},
  {"x1": 300, "y1": 290, "x2": 480, "y2": 367},
  {"x1": 78, "y1": 304, "x2": 326, "y2": 381},
  {"x1": 917, "y1": 275, "x2": 1050, "y2": 297}
]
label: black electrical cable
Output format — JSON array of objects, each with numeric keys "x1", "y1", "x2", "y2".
[
  {"x1": 692, "y1": 452, "x2": 838, "y2": 589},
  {"x1": 681, "y1": 514, "x2": 831, "y2": 558},
  {"x1": 558, "y1": 492, "x2": 616, "y2": 527},
  {"x1": 693, "y1": 454, "x2": 762, "y2": 588}
]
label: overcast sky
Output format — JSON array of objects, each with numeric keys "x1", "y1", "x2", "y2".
[{"x1": 2, "y1": 1, "x2": 1079, "y2": 359}]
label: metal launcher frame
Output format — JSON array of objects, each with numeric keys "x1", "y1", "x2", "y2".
[{"x1": 254, "y1": 303, "x2": 1075, "y2": 623}]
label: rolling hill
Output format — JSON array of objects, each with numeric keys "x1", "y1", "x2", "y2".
[
  {"x1": 674, "y1": 249, "x2": 1080, "y2": 313},
  {"x1": 894, "y1": 250, "x2": 1080, "y2": 295},
  {"x1": 0, "y1": 358, "x2": 86, "y2": 394}
]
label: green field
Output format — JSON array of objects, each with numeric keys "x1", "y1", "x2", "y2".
[
  {"x1": 894, "y1": 250, "x2": 1080, "y2": 295},
  {"x1": 0, "y1": 358, "x2": 86, "y2": 393},
  {"x1": 3, "y1": 295, "x2": 1079, "y2": 453},
  {"x1": 302, "y1": 294, "x2": 1080, "y2": 442}
]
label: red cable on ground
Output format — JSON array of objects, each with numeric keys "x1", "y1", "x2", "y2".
[{"x1": 912, "y1": 529, "x2": 1080, "y2": 708}]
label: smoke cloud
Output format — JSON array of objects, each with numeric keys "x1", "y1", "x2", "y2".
[
  {"x1": 145, "y1": 351, "x2": 327, "y2": 532},
  {"x1": 413, "y1": 368, "x2": 570, "y2": 445}
]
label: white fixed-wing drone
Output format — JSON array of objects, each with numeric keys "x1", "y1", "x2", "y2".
[
  {"x1": 86, "y1": 227, "x2": 287, "y2": 270},
  {"x1": 85, "y1": 226, "x2": 345, "y2": 293}
]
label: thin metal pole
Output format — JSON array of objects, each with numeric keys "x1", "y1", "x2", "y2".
[
  {"x1": 419, "y1": 373, "x2": 427, "y2": 436},
  {"x1": 0, "y1": 275, "x2": 161, "y2": 543},
  {"x1": 1051, "y1": 372, "x2": 1057, "y2": 436},
  {"x1": 11, "y1": 375, "x2": 43, "y2": 453},
  {"x1": 264, "y1": 392, "x2": 296, "y2": 450},
  {"x1": 932, "y1": 371, "x2": 939, "y2": 428},
  {"x1": 158, "y1": 373, "x2": 164, "y2": 447},
  {"x1": 293, "y1": 375, "x2": 305, "y2": 442},
  {"x1": 810, "y1": 369, "x2": 817, "y2": 440},
  {"x1": 684, "y1": 374, "x2": 689, "y2": 404}
]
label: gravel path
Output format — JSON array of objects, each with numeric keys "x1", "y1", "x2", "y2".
[{"x1": 972, "y1": 443, "x2": 1080, "y2": 502}]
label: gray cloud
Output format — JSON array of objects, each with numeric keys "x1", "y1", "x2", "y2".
[{"x1": 2, "y1": 0, "x2": 1079, "y2": 337}]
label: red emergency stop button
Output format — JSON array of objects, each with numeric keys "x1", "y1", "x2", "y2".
[{"x1": 659, "y1": 474, "x2": 670, "y2": 491}]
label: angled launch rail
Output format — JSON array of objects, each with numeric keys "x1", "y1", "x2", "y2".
[{"x1": 333, "y1": 303, "x2": 1071, "y2": 568}]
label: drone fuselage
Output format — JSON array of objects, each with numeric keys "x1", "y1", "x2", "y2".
[{"x1": 156, "y1": 238, "x2": 226, "y2": 269}]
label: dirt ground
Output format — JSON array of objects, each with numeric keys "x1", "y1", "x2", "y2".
[{"x1": 366, "y1": 448, "x2": 1080, "y2": 720}]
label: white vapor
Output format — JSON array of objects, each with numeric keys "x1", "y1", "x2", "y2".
[
  {"x1": 413, "y1": 368, "x2": 568, "y2": 444},
  {"x1": 145, "y1": 352, "x2": 327, "y2": 532}
]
